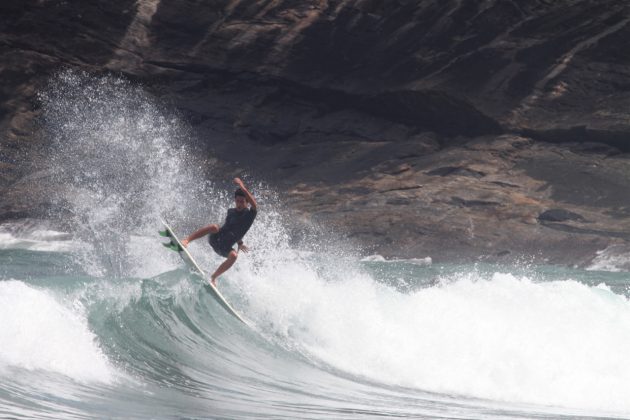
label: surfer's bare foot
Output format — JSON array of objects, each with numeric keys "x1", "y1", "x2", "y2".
[{"x1": 210, "y1": 277, "x2": 217, "y2": 287}]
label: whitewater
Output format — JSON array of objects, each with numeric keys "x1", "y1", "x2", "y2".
[{"x1": 2, "y1": 70, "x2": 630, "y2": 419}]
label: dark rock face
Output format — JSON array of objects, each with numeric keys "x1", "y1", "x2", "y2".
[
  {"x1": 538, "y1": 209, "x2": 585, "y2": 223},
  {"x1": 2, "y1": 0, "x2": 630, "y2": 266}
]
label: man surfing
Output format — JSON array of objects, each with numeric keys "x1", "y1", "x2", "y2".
[{"x1": 181, "y1": 178, "x2": 257, "y2": 286}]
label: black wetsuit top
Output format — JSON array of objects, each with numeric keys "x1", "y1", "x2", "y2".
[{"x1": 209, "y1": 207, "x2": 257, "y2": 257}]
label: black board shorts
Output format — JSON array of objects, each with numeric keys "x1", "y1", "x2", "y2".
[{"x1": 209, "y1": 232, "x2": 235, "y2": 258}]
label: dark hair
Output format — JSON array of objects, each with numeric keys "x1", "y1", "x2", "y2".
[{"x1": 235, "y1": 188, "x2": 246, "y2": 198}]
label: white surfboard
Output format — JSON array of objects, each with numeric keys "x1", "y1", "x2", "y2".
[{"x1": 159, "y1": 218, "x2": 249, "y2": 326}]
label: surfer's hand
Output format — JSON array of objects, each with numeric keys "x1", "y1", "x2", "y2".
[
  {"x1": 238, "y1": 243, "x2": 249, "y2": 253},
  {"x1": 181, "y1": 239, "x2": 189, "y2": 248}
]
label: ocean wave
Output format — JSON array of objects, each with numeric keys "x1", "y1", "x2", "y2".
[
  {"x1": 0, "y1": 280, "x2": 116, "y2": 383},
  {"x1": 236, "y1": 263, "x2": 630, "y2": 413},
  {"x1": 6, "y1": 69, "x2": 628, "y2": 419}
]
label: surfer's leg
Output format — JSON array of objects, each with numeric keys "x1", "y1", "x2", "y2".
[
  {"x1": 183, "y1": 224, "x2": 220, "y2": 246},
  {"x1": 210, "y1": 250, "x2": 238, "y2": 286}
]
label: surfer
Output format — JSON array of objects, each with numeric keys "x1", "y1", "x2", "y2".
[{"x1": 181, "y1": 178, "x2": 257, "y2": 286}]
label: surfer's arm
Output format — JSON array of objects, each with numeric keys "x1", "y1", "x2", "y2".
[
  {"x1": 234, "y1": 178, "x2": 257, "y2": 210},
  {"x1": 183, "y1": 224, "x2": 217, "y2": 247}
]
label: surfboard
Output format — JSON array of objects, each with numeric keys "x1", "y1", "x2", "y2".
[{"x1": 159, "y1": 217, "x2": 249, "y2": 326}]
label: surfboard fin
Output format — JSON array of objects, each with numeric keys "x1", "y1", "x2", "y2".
[
  {"x1": 158, "y1": 230, "x2": 171, "y2": 238},
  {"x1": 162, "y1": 241, "x2": 182, "y2": 252}
]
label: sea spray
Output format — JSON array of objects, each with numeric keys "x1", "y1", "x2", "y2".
[
  {"x1": 38, "y1": 70, "x2": 215, "y2": 277},
  {"x1": 37, "y1": 69, "x2": 300, "y2": 280}
]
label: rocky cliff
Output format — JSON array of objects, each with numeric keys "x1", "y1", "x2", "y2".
[{"x1": 2, "y1": 0, "x2": 630, "y2": 265}]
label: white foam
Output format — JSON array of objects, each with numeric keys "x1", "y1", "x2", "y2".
[
  {"x1": 127, "y1": 233, "x2": 181, "y2": 278},
  {"x1": 239, "y1": 263, "x2": 630, "y2": 414},
  {"x1": 361, "y1": 254, "x2": 432, "y2": 265},
  {"x1": 587, "y1": 245, "x2": 630, "y2": 272},
  {"x1": 0, "y1": 230, "x2": 77, "y2": 252},
  {"x1": 361, "y1": 254, "x2": 388, "y2": 262},
  {"x1": 0, "y1": 280, "x2": 115, "y2": 383}
]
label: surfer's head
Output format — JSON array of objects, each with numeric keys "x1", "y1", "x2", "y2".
[{"x1": 234, "y1": 188, "x2": 247, "y2": 210}]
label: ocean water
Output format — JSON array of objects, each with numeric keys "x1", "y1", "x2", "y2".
[{"x1": 2, "y1": 70, "x2": 630, "y2": 419}]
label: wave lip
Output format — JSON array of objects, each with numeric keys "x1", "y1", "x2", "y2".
[{"x1": 0, "y1": 280, "x2": 115, "y2": 383}]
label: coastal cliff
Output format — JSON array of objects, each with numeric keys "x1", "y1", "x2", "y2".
[{"x1": 2, "y1": 0, "x2": 630, "y2": 265}]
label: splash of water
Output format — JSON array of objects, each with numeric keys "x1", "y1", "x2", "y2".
[
  {"x1": 38, "y1": 69, "x2": 300, "y2": 280},
  {"x1": 39, "y1": 70, "x2": 210, "y2": 276}
]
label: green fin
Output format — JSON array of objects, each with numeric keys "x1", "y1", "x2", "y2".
[
  {"x1": 158, "y1": 230, "x2": 170, "y2": 237},
  {"x1": 162, "y1": 241, "x2": 182, "y2": 252}
]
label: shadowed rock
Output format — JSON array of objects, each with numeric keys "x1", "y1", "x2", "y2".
[
  {"x1": 538, "y1": 209, "x2": 586, "y2": 223},
  {"x1": 427, "y1": 167, "x2": 485, "y2": 178}
]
